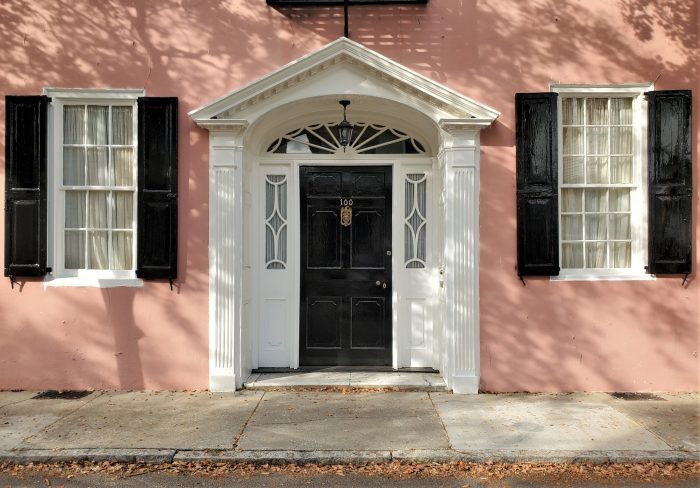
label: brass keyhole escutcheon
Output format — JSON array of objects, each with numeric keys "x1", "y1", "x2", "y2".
[{"x1": 340, "y1": 198, "x2": 353, "y2": 227}]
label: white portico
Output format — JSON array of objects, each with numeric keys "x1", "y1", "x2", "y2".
[{"x1": 189, "y1": 38, "x2": 498, "y2": 393}]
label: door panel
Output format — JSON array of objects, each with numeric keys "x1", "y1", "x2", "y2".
[
  {"x1": 351, "y1": 209, "x2": 385, "y2": 268},
  {"x1": 351, "y1": 297, "x2": 386, "y2": 348},
  {"x1": 307, "y1": 208, "x2": 341, "y2": 268},
  {"x1": 300, "y1": 166, "x2": 392, "y2": 366},
  {"x1": 306, "y1": 297, "x2": 342, "y2": 348}
]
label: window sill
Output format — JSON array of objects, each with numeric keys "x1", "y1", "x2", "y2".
[
  {"x1": 550, "y1": 273, "x2": 655, "y2": 282},
  {"x1": 43, "y1": 276, "x2": 144, "y2": 288}
]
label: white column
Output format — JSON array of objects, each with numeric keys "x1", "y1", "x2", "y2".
[
  {"x1": 204, "y1": 124, "x2": 247, "y2": 391},
  {"x1": 439, "y1": 123, "x2": 484, "y2": 394}
]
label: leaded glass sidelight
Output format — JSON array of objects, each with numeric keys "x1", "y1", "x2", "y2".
[
  {"x1": 265, "y1": 175, "x2": 288, "y2": 269},
  {"x1": 405, "y1": 173, "x2": 427, "y2": 268}
]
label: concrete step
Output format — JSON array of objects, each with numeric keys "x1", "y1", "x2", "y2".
[{"x1": 243, "y1": 372, "x2": 448, "y2": 392}]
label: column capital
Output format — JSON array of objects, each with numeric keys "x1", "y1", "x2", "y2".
[
  {"x1": 194, "y1": 119, "x2": 249, "y2": 144},
  {"x1": 439, "y1": 119, "x2": 491, "y2": 149}
]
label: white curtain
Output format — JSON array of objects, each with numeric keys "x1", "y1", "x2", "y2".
[
  {"x1": 63, "y1": 105, "x2": 135, "y2": 270},
  {"x1": 561, "y1": 97, "x2": 633, "y2": 270}
]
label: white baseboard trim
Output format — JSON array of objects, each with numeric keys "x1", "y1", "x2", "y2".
[{"x1": 210, "y1": 373, "x2": 238, "y2": 392}]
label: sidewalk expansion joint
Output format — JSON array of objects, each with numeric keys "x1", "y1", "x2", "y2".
[{"x1": 232, "y1": 391, "x2": 265, "y2": 449}]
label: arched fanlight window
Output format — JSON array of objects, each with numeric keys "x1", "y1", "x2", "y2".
[{"x1": 266, "y1": 122, "x2": 426, "y2": 155}]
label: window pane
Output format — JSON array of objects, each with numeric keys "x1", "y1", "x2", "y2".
[
  {"x1": 113, "y1": 192, "x2": 133, "y2": 229},
  {"x1": 610, "y1": 214, "x2": 631, "y2": 240},
  {"x1": 112, "y1": 231, "x2": 133, "y2": 270},
  {"x1": 112, "y1": 106, "x2": 133, "y2": 145},
  {"x1": 65, "y1": 230, "x2": 85, "y2": 269},
  {"x1": 65, "y1": 191, "x2": 86, "y2": 228},
  {"x1": 63, "y1": 147, "x2": 85, "y2": 185},
  {"x1": 563, "y1": 156, "x2": 584, "y2": 184},
  {"x1": 561, "y1": 188, "x2": 583, "y2": 212},
  {"x1": 610, "y1": 156, "x2": 633, "y2": 184},
  {"x1": 611, "y1": 127, "x2": 632, "y2": 154},
  {"x1": 585, "y1": 189, "x2": 608, "y2": 212},
  {"x1": 612, "y1": 242, "x2": 631, "y2": 268},
  {"x1": 586, "y1": 242, "x2": 607, "y2": 268},
  {"x1": 586, "y1": 156, "x2": 609, "y2": 184},
  {"x1": 585, "y1": 214, "x2": 607, "y2": 240},
  {"x1": 113, "y1": 148, "x2": 134, "y2": 186},
  {"x1": 609, "y1": 189, "x2": 630, "y2": 212},
  {"x1": 63, "y1": 106, "x2": 85, "y2": 144},
  {"x1": 586, "y1": 98, "x2": 609, "y2": 125},
  {"x1": 87, "y1": 147, "x2": 110, "y2": 185},
  {"x1": 562, "y1": 215, "x2": 583, "y2": 240},
  {"x1": 88, "y1": 231, "x2": 109, "y2": 269},
  {"x1": 562, "y1": 243, "x2": 584, "y2": 268},
  {"x1": 87, "y1": 105, "x2": 108, "y2": 145},
  {"x1": 562, "y1": 98, "x2": 584, "y2": 125},
  {"x1": 88, "y1": 191, "x2": 109, "y2": 228},
  {"x1": 563, "y1": 127, "x2": 584, "y2": 154},
  {"x1": 610, "y1": 98, "x2": 632, "y2": 125},
  {"x1": 586, "y1": 127, "x2": 608, "y2": 155}
]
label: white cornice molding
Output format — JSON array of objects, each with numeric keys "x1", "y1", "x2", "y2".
[
  {"x1": 188, "y1": 38, "x2": 500, "y2": 123},
  {"x1": 193, "y1": 119, "x2": 249, "y2": 133},
  {"x1": 439, "y1": 118, "x2": 495, "y2": 132}
]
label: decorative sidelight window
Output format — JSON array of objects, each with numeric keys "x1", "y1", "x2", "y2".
[
  {"x1": 265, "y1": 175, "x2": 288, "y2": 269},
  {"x1": 267, "y1": 122, "x2": 426, "y2": 155},
  {"x1": 404, "y1": 173, "x2": 427, "y2": 268}
]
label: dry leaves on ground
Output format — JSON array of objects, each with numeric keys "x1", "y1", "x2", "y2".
[{"x1": 1, "y1": 460, "x2": 699, "y2": 483}]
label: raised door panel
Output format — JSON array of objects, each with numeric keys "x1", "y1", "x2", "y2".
[
  {"x1": 351, "y1": 297, "x2": 386, "y2": 349},
  {"x1": 307, "y1": 208, "x2": 341, "y2": 268},
  {"x1": 306, "y1": 297, "x2": 342, "y2": 349},
  {"x1": 351, "y1": 209, "x2": 385, "y2": 269}
]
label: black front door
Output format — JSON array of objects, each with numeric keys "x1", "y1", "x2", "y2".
[{"x1": 300, "y1": 166, "x2": 392, "y2": 366}]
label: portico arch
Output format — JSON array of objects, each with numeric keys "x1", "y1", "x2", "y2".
[{"x1": 189, "y1": 38, "x2": 498, "y2": 393}]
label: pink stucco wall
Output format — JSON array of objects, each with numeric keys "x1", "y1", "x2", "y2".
[{"x1": 0, "y1": 0, "x2": 697, "y2": 391}]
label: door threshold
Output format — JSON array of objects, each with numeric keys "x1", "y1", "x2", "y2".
[
  {"x1": 244, "y1": 369, "x2": 447, "y2": 392},
  {"x1": 252, "y1": 366, "x2": 439, "y2": 373}
]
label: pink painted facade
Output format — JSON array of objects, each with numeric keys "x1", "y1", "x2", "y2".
[{"x1": 0, "y1": 0, "x2": 697, "y2": 392}]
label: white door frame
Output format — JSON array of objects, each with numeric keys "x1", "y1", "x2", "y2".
[{"x1": 251, "y1": 156, "x2": 437, "y2": 372}]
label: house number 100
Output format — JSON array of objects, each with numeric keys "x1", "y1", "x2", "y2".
[{"x1": 340, "y1": 198, "x2": 353, "y2": 206}]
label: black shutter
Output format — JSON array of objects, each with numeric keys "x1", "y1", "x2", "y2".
[
  {"x1": 136, "y1": 97, "x2": 178, "y2": 280},
  {"x1": 647, "y1": 90, "x2": 692, "y2": 275},
  {"x1": 4, "y1": 96, "x2": 48, "y2": 277},
  {"x1": 516, "y1": 92, "x2": 559, "y2": 277}
]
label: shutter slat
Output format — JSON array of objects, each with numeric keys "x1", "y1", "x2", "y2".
[
  {"x1": 516, "y1": 92, "x2": 560, "y2": 277},
  {"x1": 647, "y1": 90, "x2": 692, "y2": 275},
  {"x1": 136, "y1": 97, "x2": 178, "y2": 280},
  {"x1": 4, "y1": 95, "x2": 48, "y2": 277}
]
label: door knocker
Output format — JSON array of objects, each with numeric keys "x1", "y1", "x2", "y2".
[{"x1": 340, "y1": 198, "x2": 353, "y2": 227}]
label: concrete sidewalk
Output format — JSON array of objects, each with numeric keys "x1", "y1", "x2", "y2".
[{"x1": 0, "y1": 389, "x2": 697, "y2": 465}]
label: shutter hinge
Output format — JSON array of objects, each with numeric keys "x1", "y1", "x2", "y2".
[
  {"x1": 8, "y1": 275, "x2": 17, "y2": 289},
  {"x1": 681, "y1": 273, "x2": 689, "y2": 287},
  {"x1": 518, "y1": 275, "x2": 526, "y2": 287},
  {"x1": 169, "y1": 278, "x2": 174, "y2": 291}
]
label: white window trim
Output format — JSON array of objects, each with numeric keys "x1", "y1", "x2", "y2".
[
  {"x1": 43, "y1": 88, "x2": 145, "y2": 287},
  {"x1": 550, "y1": 84, "x2": 654, "y2": 282}
]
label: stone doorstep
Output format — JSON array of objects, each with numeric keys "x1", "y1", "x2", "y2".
[
  {"x1": 243, "y1": 372, "x2": 448, "y2": 392},
  {"x1": 0, "y1": 449, "x2": 697, "y2": 465}
]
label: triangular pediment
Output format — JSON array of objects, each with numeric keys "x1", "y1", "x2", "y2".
[{"x1": 189, "y1": 38, "x2": 499, "y2": 128}]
